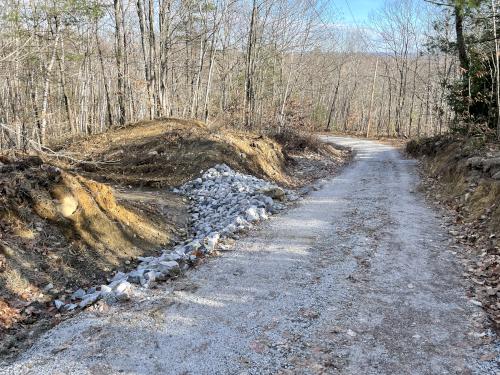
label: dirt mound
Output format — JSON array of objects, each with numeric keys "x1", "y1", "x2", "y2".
[
  {"x1": 407, "y1": 135, "x2": 500, "y2": 328},
  {"x1": 0, "y1": 154, "x2": 187, "y2": 355},
  {"x1": 58, "y1": 118, "x2": 290, "y2": 188}
]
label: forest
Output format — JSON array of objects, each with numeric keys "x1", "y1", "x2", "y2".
[
  {"x1": 1, "y1": 1, "x2": 500, "y2": 371},
  {"x1": 0, "y1": 0, "x2": 499, "y2": 147}
]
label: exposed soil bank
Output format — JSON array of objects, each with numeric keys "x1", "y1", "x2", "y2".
[
  {"x1": 407, "y1": 135, "x2": 500, "y2": 328},
  {"x1": 59, "y1": 118, "x2": 346, "y2": 189}
]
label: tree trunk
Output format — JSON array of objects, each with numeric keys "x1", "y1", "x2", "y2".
[
  {"x1": 114, "y1": 0, "x2": 126, "y2": 125},
  {"x1": 366, "y1": 57, "x2": 379, "y2": 137}
]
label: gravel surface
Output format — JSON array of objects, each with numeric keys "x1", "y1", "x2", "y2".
[{"x1": 1, "y1": 137, "x2": 498, "y2": 374}]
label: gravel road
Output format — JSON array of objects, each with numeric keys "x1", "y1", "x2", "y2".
[{"x1": 1, "y1": 137, "x2": 497, "y2": 374}]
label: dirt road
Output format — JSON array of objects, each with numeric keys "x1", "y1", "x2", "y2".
[{"x1": 1, "y1": 137, "x2": 497, "y2": 374}]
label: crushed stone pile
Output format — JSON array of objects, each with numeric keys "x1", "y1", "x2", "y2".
[{"x1": 54, "y1": 164, "x2": 298, "y2": 311}]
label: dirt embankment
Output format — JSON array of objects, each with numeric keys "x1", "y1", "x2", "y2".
[
  {"x1": 58, "y1": 118, "x2": 346, "y2": 188},
  {"x1": 407, "y1": 135, "x2": 500, "y2": 328},
  {"x1": 0, "y1": 118, "x2": 349, "y2": 359},
  {"x1": 0, "y1": 154, "x2": 188, "y2": 355},
  {"x1": 59, "y1": 118, "x2": 287, "y2": 188}
]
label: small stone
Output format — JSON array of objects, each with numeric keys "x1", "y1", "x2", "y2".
[
  {"x1": 57, "y1": 195, "x2": 79, "y2": 218},
  {"x1": 111, "y1": 272, "x2": 127, "y2": 282},
  {"x1": 205, "y1": 232, "x2": 220, "y2": 252},
  {"x1": 79, "y1": 292, "x2": 101, "y2": 308},
  {"x1": 257, "y1": 208, "x2": 268, "y2": 220},
  {"x1": 113, "y1": 281, "x2": 132, "y2": 301},
  {"x1": 155, "y1": 260, "x2": 179, "y2": 274},
  {"x1": 466, "y1": 157, "x2": 483, "y2": 169},
  {"x1": 482, "y1": 157, "x2": 500, "y2": 172},
  {"x1": 71, "y1": 288, "x2": 86, "y2": 300},
  {"x1": 233, "y1": 216, "x2": 247, "y2": 226},
  {"x1": 346, "y1": 329, "x2": 357, "y2": 337},
  {"x1": 127, "y1": 270, "x2": 145, "y2": 284},
  {"x1": 223, "y1": 223, "x2": 237, "y2": 235},
  {"x1": 259, "y1": 186, "x2": 286, "y2": 201},
  {"x1": 65, "y1": 303, "x2": 78, "y2": 311},
  {"x1": 100, "y1": 285, "x2": 112, "y2": 294},
  {"x1": 43, "y1": 283, "x2": 54, "y2": 292},
  {"x1": 245, "y1": 206, "x2": 260, "y2": 222},
  {"x1": 54, "y1": 300, "x2": 65, "y2": 310},
  {"x1": 144, "y1": 270, "x2": 157, "y2": 282}
]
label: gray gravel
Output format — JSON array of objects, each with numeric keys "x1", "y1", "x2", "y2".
[{"x1": 1, "y1": 136, "x2": 498, "y2": 374}]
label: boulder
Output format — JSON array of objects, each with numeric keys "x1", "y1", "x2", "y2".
[
  {"x1": 79, "y1": 292, "x2": 101, "y2": 308},
  {"x1": 71, "y1": 288, "x2": 86, "y2": 300},
  {"x1": 259, "y1": 186, "x2": 286, "y2": 201},
  {"x1": 245, "y1": 206, "x2": 260, "y2": 222}
]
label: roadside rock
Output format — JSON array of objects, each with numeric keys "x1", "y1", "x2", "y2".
[
  {"x1": 54, "y1": 300, "x2": 65, "y2": 310},
  {"x1": 259, "y1": 186, "x2": 286, "y2": 201},
  {"x1": 79, "y1": 292, "x2": 101, "y2": 308},
  {"x1": 71, "y1": 289, "x2": 85, "y2": 301}
]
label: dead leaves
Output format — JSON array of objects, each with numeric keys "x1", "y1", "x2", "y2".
[
  {"x1": 0, "y1": 299, "x2": 21, "y2": 329},
  {"x1": 417, "y1": 156, "x2": 500, "y2": 329}
]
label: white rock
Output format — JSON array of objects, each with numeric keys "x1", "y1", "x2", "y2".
[
  {"x1": 157, "y1": 261, "x2": 180, "y2": 275},
  {"x1": 54, "y1": 300, "x2": 65, "y2": 310},
  {"x1": 113, "y1": 281, "x2": 132, "y2": 301},
  {"x1": 223, "y1": 223, "x2": 237, "y2": 235},
  {"x1": 79, "y1": 292, "x2": 101, "y2": 308},
  {"x1": 205, "y1": 232, "x2": 220, "y2": 252},
  {"x1": 100, "y1": 285, "x2": 112, "y2": 294},
  {"x1": 235, "y1": 216, "x2": 247, "y2": 226},
  {"x1": 127, "y1": 270, "x2": 145, "y2": 284},
  {"x1": 144, "y1": 270, "x2": 158, "y2": 282},
  {"x1": 346, "y1": 329, "x2": 357, "y2": 337},
  {"x1": 257, "y1": 208, "x2": 268, "y2": 220},
  {"x1": 113, "y1": 280, "x2": 131, "y2": 294},
  {"x1": 259, "y1": 186, "x2": 286, "y2": 201},
  {"x1": 65, "y1": 303, "x2": 78, "y2": 311},
  {"x1": 245, "y1": 206, "x2": 260, "y2": 222}
]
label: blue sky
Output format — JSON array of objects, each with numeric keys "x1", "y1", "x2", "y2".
[{"x1": 332, "y1": 0, "x2": 385, "y2": 27}]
